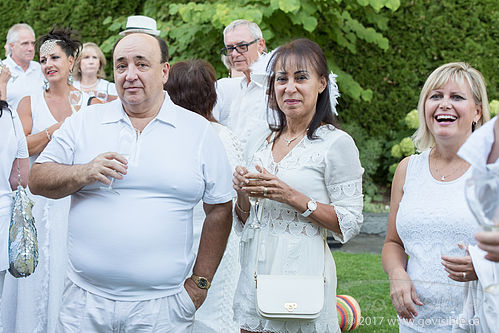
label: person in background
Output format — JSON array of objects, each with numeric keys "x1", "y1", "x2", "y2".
[
  {"x1": 217, "y1": 19, "x2": 270, "y2": 146},
  {"x1": 382, "y1": 62, "x2": 491, "y2": 332},
  {"x1": 165, "y1": 59, "x2": 242, "y2": 333},
  {"x1": 73, "y1": 42, "x2": 117, "y2": 102},
  {"x1": 232, "y1": 38, "x2": 363, "y2": 333},
  {"x1": 0, "y1": 71, "x2": 29, "y2": 331},
  {"x1": 0, "y1": 23, "x2": 44, "y2": 111},
  {"x1": 2, "y1": 27, "x2": 82, "y2": 333}
]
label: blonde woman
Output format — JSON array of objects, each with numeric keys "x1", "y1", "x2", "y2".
[
  {"x1": 73, "y1": 42, "x2": 117, "y2": 102},
  {"x1": 382, "y1": 62, "x2": 491, "y2": 332}
]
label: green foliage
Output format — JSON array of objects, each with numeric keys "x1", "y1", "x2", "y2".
[
  {"x1": 335, "y1": 0, "x2": 499, "y2": 189},
  {"x1": 405, "y1": 109, "x2": 419, "y2": 130},
  {"x1": 126, "y1": 0, "x2": 399, "y2": 102},
  {"x1": 490, "y1": 100, "x2": 499, "y2": 118}
]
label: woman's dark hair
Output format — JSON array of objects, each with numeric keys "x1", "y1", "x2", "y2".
[
  {"x1": 267, "y1": 38, "x2": 339, "y2": 140},
  {"x1": 164, "y1": 60, "x2": 217, "y2": 122},
  {"x1": 36, "y1": 27, "x2": 81, "y2": 60}
]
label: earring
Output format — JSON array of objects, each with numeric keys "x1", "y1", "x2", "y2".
[
  {"x1": 43, "y1": 78, "x2": 49, "y2": 91},
  {"x1": 67, "y1": 70, "x2": 74, "y2": 85},
  {"x1": 472, "y1": 120, "x2": 477, "y2": 132}
]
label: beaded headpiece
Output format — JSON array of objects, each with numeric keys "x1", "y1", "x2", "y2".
[{"x1": 40, "y1": 39, "x2": 61, "y2": 57}]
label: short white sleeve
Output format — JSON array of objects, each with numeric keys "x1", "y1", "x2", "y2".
[
  {"x1": 13, "y1": 111, "x2": 28, "y2": 159},
  {"x1": 200, "y1": 124, "x2": 235, "y2": 204},
  {"x1": 324, "y1": 132, "x2": 364, "y2": 243}
]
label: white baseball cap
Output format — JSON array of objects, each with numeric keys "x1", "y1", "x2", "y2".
[{"x1": 119, "y1": 15, "x2": 160, "y2": 36}]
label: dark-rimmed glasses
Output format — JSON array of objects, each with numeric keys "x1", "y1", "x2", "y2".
[{"x1": 221, "y1": 39, "x2": 259, "y2": 56}]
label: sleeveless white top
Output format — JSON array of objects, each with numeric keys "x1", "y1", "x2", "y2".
[{"x1": 396, "y1": 149, "x2": 480, "y2": 332}]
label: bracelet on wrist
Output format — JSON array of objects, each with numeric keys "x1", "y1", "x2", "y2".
[
  {"x1": 45, "y1": 128, "x2": 51, "y2": 141},
  {"x1": 236, "y1": 201, "x2": 250, "y2": 214}
]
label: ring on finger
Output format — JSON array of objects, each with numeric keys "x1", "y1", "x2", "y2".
[
  {"x1": 462, "y1": 272, "x2": 466, "y2": 279},
  {"x1": 263, "y1": 187, "x2": 267, "y2": 196}
]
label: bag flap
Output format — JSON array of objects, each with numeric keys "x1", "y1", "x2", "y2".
[{"x1": 256, "y1": 275, "x2": 324, "y2": 315}]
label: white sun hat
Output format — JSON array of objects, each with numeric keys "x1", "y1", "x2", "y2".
[{"x1": 119, "y1": 15, "x2": 160, "y2": 36}]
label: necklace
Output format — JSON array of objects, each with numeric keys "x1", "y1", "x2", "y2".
[
  {"x1": 432, "y1": 151, "x2": 468, "y2": 181},
  {"x1": 79, "y1": 80, "x2": 98, "y2": 90},
  {"x1": 282, "y1": 129, "x2": 308, "y2": 146}
]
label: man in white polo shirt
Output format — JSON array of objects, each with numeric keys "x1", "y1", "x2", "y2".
[
  {"x1": 29, "y1": 33, "x2": 234, "y2": 332},
  {"x1": 1, "y1": 23, "x2": 44, "y2": 111}
]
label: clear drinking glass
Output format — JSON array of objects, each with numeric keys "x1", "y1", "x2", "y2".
[
  {"x1": 68, "y1": 90, "x2": 83, "y2": 113},
  {"x1": 247, "y1": 156, "x2": 264, "y2": 229},
  {"x1": 100, "y1": 128, "x2": 135, "y2": 194},
  {"x1": 465, "y1": 176, "x2": 499, "y2": 293},
  {"x1": 95, "y1": 90, "x2": 108, "y2": 103}
]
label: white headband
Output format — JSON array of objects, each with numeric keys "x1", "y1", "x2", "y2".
[{"x1": 40, "y1": 39, "x2": 61, "y2": 57}]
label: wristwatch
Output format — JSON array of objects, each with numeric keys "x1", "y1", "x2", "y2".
[
  {"x1": 301, "y1": 199, "x2": 317, "y2": 217},
  {"x1": 191, "y1": 274, "x2": 211, "y2": 290}
]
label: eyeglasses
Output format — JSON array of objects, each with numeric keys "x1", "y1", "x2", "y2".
[{"x1": 221, "y1": 39, "x2": 259, "y2": 56}]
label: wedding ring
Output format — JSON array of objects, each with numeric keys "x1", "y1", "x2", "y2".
[
  {"x1": 462, "y1": 272, "x2": 466, "y2": 279},
  {"x1": 263, "y1": 187, "x2": 267, "y2": 196}
]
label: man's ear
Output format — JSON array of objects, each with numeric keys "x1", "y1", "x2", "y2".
[{"x1": 162, "y1": 62, "x2": 170, "y2": 85}]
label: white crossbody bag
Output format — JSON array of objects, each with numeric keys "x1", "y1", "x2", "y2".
[{"x1": 252, "y1": 200, "x2": 327, "y2": 320}]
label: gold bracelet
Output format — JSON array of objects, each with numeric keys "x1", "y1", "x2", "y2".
[
  {"x1": 45, "y1": 128, "x2": 51, "y2": 141},
  {"x1": 236, "y1": 201, "x2": 250, "y2": 214}
]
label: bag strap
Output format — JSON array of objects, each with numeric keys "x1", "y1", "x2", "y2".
[
  {"x1": 253, "y1": 201, "x2": 328, "y2": 283},
  {"x1": 3, "y1": 103, "x2": 22, "y2": 187}
]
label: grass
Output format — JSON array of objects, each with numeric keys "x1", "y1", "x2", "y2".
[{"x1": 333, "y1": 252, "x2": 399, "y2": 332}]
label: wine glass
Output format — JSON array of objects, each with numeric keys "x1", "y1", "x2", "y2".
[
  {"x1": 465, "y1": 175, "x2": 499, "y2": 293},
  {"x1": 95, "y1": 90, "x2": 108, "y2": 103},
  {"x1": 100, "y1": 128, "x2": 135, "y2": 194},
  {"x1": 246, "y1": 156, "x2": 265, "y2": 229},
  {"x1": 68, "y1": 90, "x2": 83, "y2": 113}
]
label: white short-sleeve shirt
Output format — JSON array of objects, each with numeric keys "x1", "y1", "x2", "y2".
[
  {"x1": 3, "y1": 56, "x2": 44, "y2": 111},
  {"x1": 36, "y1": 93, "x2": 234, "y2": 301}
]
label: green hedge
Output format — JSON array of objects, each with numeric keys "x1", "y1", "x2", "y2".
[{"x1": 335, "y1": 0, "x2": 499, "y2": 190}]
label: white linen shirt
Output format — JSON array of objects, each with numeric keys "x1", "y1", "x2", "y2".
[
  {"x1": 3, "y1": 56, "x2": 44, "y2": 111},
  {"x1": 36, "y1": 93, "x2": 234, "y2": 301},
  {"x1": 212, "y1": 77, "x2": 243, "y2": 126},
  {"x1": 226, "y1": 77, "x2": 274, "y2": 150}
]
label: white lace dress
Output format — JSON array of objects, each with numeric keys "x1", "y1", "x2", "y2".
[
  {"x1": 396, "y1": 149, "x2": 480, "y2": 332},
  {"x1": 191, "y1": 122, "x2": 243, "y2": 333},
  {"x1": 233, "y1": 125, "x2": 364, "y2": 333}
]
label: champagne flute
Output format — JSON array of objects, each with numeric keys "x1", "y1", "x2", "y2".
[
  {"x1": 68, "y1": 90, "x2": 83, "y2": 113},
  {"x1": 100, "y1": 128, "x2": 135, "y2": 194},
  {"x1": 95, "y1": 90, "x2": 108, "y2": 103},
  {"x1": 246, "y1": 156, "x2": 264, "y2": 229},
  {"x1": 464, "y1": 176, "x2": 499, "y2": 293}
]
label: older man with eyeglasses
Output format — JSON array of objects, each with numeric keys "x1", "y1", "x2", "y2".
[{"x1": 212, "y1": 20, "x2": 273, "y2": 150}]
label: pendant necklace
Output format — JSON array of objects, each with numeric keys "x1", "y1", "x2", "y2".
[
  {"x1": 283, "y1": 129, "x2": 308, "y2": 146},
  {"x1": 433, "y1": 152, "x2": 467, "y2": 181}
]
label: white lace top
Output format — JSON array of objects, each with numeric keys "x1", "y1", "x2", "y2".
[
  {"x1": 396, "y1": 149, "x2": 480, "y2": 332},
  {"x1": 233, "y1": 125, "x2": 364, "y2": 333}
]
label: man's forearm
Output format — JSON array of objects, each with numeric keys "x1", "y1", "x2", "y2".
[
  {"x1": 29, "y1": 162, "x2": 88, "y2": 199},
  {"x1": 192, "y1": 201, "x2": 232, "y2": 280}
]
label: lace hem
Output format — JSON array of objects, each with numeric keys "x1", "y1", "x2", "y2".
[{"x1": 237, "y1": 314, "x2": 339, "y2": 333}]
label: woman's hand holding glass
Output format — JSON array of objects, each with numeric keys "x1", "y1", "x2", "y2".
[{"x1": 441, "y1": 243, "x2": 477, "y2": 282}]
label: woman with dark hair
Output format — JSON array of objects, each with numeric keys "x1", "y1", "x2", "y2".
[
  {"x1": 165, "y1": 59, "x2": 242, "y2": 333},
  {"x1": 3, "y1": 27, "x2": 82, "y2": 333},
  {"x1": 232, "y1": 38, "x2": 363, "y2": 332}
]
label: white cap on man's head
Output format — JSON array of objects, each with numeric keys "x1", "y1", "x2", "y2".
[{"x1": 119, "y1": 15, "x2": 160, "y2": 36}]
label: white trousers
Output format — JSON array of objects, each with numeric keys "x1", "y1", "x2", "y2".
[{"x1": 56, "y1": 280, "x2": 196, "y2": 333}]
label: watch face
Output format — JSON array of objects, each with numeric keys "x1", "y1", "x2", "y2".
[
  {"x1": 308, "y1": 200, "x2": 317, "y2": 211},
  {"x1": 199, "y1": 278, "x2": 208, "y2": 288}
]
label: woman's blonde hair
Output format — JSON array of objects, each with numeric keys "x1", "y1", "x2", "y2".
[
  {"x1": 73, "y1": 42, "x2": 106, "y2": 81},
  {"x1": 412, "y1": 62, "x2": 491, "y2": 151}
]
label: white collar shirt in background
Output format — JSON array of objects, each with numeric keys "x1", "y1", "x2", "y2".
[
  {"x1": 36, "y1": 93, "x2": 234, "y2": 301},
  {"x1": 212, "y1": 76, "x2": 243, "y2": 126},
  {"x1": 226, "y1": 77, "x2": 274, "y2": 151},
  {"x1": 4, "y1": 56, "x2": 44, "y2": 111}
]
